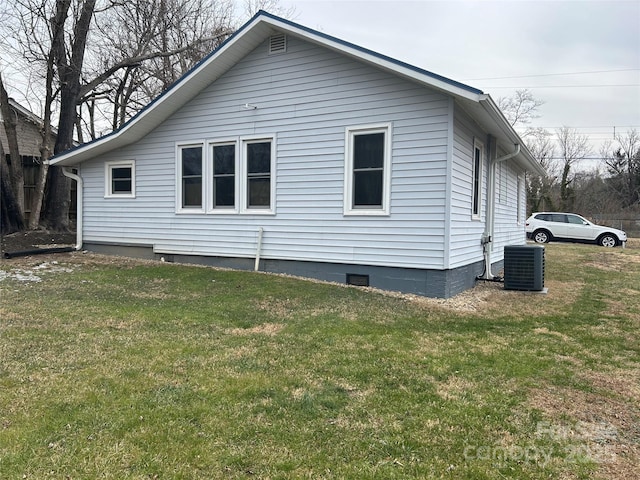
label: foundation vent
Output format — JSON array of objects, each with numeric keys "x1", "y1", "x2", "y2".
[{"x1": 346, "y1": 274, "x2": 369, "y2": 287}]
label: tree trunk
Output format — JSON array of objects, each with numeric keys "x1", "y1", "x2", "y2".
[
  {"x1": 0, "y1": 74, "x2": 26, "y2": 217},
  {"x1": 40, "y1": 0, "x2": 96, "y2": 231},
  {"x1": 0, "y1": 141, "x2": 25, "y2": 234}
]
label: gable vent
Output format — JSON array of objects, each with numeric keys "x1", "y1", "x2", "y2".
[{"x1": 269, "y1": 33, "x2": 287, "y2": 54}]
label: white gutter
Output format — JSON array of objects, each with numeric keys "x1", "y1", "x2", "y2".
[
  {"x1": 482, "y1": 143, "x2": 520, "y2": 280},
  {"x1": 61, "y1": 167, "x2": 83, "y2": 250}
]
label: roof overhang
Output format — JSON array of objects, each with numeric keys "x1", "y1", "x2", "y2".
[
  {"x1": 459, "y1": 95, "x2": 547, "y2": 176},
  {"x1": 49, "y1": 10, "x2": 544, "y2": 177}
]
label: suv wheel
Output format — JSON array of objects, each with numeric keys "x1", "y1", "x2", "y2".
[
  {"x1": 533, "y1": 229, "x2": 551, "y2": 244},
  {"x1": 598, "y1": 234, "x2": 617, "y2": 247}
]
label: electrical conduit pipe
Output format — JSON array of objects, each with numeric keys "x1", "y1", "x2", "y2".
[{"x1": 482, "y1": 144, "x2": 520, "y2": 280}]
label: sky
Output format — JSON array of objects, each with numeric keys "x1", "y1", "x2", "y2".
[
  {"x1": 279, "y1": 0, "x2": 640, "y2": 167},
  {"x1": 2, "y1": 0, "x2": 638, "y2": 169}
]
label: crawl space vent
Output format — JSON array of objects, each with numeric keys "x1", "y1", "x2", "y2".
[
  {"x1": 346, "y1": 274, "x2": 369, "y2": 287},
  {"x1": 269, "y1": 33, "x2": 287, "y2": 54}
]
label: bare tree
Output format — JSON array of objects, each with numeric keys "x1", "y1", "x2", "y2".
[
  {"x1": 243, "y1": 0, "x2": 297, "y2": 18},
  {"x1": 525, "y1": 127, "x2": 557, "y2": 213},
  {"x1": 556, "y1": 126, "x2": 591, "y2": 212},
  {"x1": 497, "y1": 89, "x2": 544, "y2": 128},
  {"x1": 87, "y1": 0, "x2": 235, "y2": 133},
  {"x1": 602, "y1": 129, "x2": 640, "y2": 208},
  {"x1": 3, "y1": 0, "x2": 294, "y2": 231}
]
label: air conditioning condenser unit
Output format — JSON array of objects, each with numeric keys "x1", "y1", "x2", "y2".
[{"x1": 503, "y1": 245, "x2": 545, "y2": 291}]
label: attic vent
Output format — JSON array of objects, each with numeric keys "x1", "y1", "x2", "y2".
[{"x1": 269, "y1": 33, "x2": 287, "y2": 54}]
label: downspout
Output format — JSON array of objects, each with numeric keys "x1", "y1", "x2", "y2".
[
  {"x1": 61, "y1": 167, "x2": 83, "y2": 250},
  {"x1": 482, "y1": 143, "x2": 520, "y2": 280}
]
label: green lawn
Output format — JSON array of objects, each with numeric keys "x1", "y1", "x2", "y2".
[{"x1": 1, "y1": 242, "x2": 638, "y2": 479}]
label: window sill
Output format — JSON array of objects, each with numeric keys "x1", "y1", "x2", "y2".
[
  {"x1": 344, "y1": 209, "x2": 390, "y2": 217},
  {"x1": 104, "y1": 194, "x2": 136, "y2": 199}
]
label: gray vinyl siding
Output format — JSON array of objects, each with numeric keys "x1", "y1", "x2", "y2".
[
  {"x1": 448, "y1": 106, "x2": 488, "y2": 269},
  {"x1": 79, "y1": 35, "x2": 452, "y2": 270},
  {"x1": 492, "y1": 156, "x2": 527, "y2": 259},
  {"x1": 448, "y1": 109, "x2": 527, "y2": 269}
]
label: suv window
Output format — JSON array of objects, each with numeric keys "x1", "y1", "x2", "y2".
[
  {"x1": 550, "y1": 214, "x2": 566, "y2": 223},
  {"x1": 566, "y1": 214, "x2": 585, "y2": 224},
  {"x1": 536, "y1": 213, "x2": 550, "y2": 221}
]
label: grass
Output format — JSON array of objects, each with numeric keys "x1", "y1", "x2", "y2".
[{"x1": 0, "y1": 241, "x2": 638, "y2": 479}]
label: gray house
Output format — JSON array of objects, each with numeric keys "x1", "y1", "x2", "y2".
[{"x1": 50, "y1": 11, "x2": 545, "y2": 298}]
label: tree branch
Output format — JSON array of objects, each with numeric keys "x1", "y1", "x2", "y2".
[{"x1": 78, "y1": 30, "x2": 232, "y2": 99}]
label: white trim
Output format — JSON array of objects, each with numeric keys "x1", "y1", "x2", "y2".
[
  {"x1": 343, "y1": 123, "x2": 392, "y2": 216},
  {"x1": 471, "y1": 138, "x2": 484, "y2": 220},
  {"x1": 240, "y1": 134, "x2": 276, "y2": 215},
  {"x1": 176, "y1": 141, "x2": 205, "y2": 214},
  {"x1": 104, "y1": 160, "x2": 136, "y2": 198},
  {"x1": 207, "y1": 138, "x2": 240, "y2": 214}
]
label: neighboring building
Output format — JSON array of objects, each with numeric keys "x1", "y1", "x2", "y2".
[
  {"x1": 49, "y1": 11, "x2": 545, "y2": 298},
  {"x1": 0, "y1": 98, "x2": 58, "y2": 223}
]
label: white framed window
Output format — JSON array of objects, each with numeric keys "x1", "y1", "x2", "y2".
[
  {"x1": 344, "y1": 123, "x2": 392, "y2": 216},
  {"x1": 209, "y1": 141, "x2": 239, "y2": 213},
  {"x1": 177, "y1": 143, "x2": 204, "y2": 212},
  {"x1": 471, "y1": 138, "x2": 484, "y2": 219},
  {"x1": 240, "y1": 136, "x2": 275, "y2": 214},
  {"x1": 105, "y1": 160, "x2": 135, "y2": 198}
]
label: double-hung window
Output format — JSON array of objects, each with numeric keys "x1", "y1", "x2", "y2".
[
  {"x1": 344, "y1": 124, "x2": 391, "y2": 215},
  {"x1": 242, "y1": 137, "x2": 274, "y2": 213},
  {"x1": 212, "y1": 143, "x2": 236, "y2": 210},
  {"x1": 472, "y1": 138, "x2": 483, "y2": 219},
  {"x1": 246, "y1": 141, "x2": 271, "y2": 208},
  {"x1": 105, "y1": 160, "x2": 135, "y2": 198},
  {"x1": 178, "y1": 144, "x2": 204, "y2": 211}
]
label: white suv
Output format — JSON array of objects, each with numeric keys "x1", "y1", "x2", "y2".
[{"x1": 525, "y1": 212, "x2": 627, "y2": 247}]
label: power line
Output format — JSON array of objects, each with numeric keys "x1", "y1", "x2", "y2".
[
  {"x1": 463, "y1": 68, "x2": 639, "y2": 81},
  {"x1": 485, "y1": 84, "x2": 639, "y2": 89}
]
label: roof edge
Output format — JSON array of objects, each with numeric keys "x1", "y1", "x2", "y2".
[
  {"x1": 478, "y1": 95, "x2": 546, "y2": 176},
  {"x1": 50, "y1": 10, "x2": 491, "y2": 167}
]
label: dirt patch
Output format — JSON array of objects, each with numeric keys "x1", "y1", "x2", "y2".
[{"x1": 1, "y1": 230, "x2": 76, "y2": 254}]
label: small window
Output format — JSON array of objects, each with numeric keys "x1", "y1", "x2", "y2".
[
  {"x1": 178, "y1": 144, "x2": 203, "y2": 210},
  {"x1": 212, "y1": 143, "x2": 236, "y2": 209},
  {"x1": 344, "y1": 124, "x2": 391, "y2": 216},
  {"x1": 567, "y1": 214, "x2": 585, "y2": 225},
  {"x1": 105, "y1": 161, "x2": 135, "y2": 198},
  {"x1": 472, "y1": 139, "x2": 484, "y2": 219}
]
